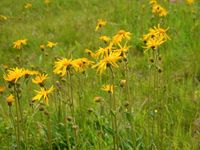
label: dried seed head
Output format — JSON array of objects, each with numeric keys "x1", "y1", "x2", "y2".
[
  {"x1": 120, "y1": 79, "x2": 126, "y2": 87},
  {"x1": 88, "y1": 108, "x2": 94, "y2": 113},
  {"x1": 66, "y1": 116, "x2": 73, "y2": 122},
  {"x1": 72, "y1": 124, "x2": 79, "y2": 131},
  {"x1": 149, "y1": 58, "x2": 154, "y2": 63},
  {"x1": 94, "y1": 96, "x2": 102, "y2": 103},
  {"x1": 124, "y1": 101, "x2": 129, "y2": 108},
  {"x1": 44, "y1": 110, "x2": 50, "y2": 117},
  {"x1": 158, "y1": 67, "x2": 162, "y2": 73}
]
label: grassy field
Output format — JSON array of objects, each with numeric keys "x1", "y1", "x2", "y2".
[{"x1": 0, "y1": 0, "x2": 200, "y2": 149}]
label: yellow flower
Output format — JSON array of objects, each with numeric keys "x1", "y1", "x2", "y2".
[
  {"x1": 186, "y1": 0, "x2": 194, "y2": 5},
  {"x1": 13, "y1": 39, "x2": 28, "y2": 49},
  {"x1": 0, "y1": 15, "x2": 7, "y2": 21},
  {"x1": 53, "y1": 58, "x2": 73, "y2": 76},
  {"x1": 101, "y1": 84, "x2": 114, "y2": 94},
  {"x1": 72, "y1": 58, "x2": 94, "y2": 73},
  {"x1": 85, "y1": 49, "x2": 97, "y2": 58},
  {"x1": 44, "y1": 0, "x2": 50, "y2": 4},
  {"x1": 24, "y1": 3, "x2": 32, "y2": 9},
  {"x1": 47, "y1": 41, "x2": 57, "y2": 48},
  {"x1": 143, "y1": 36, "x2": 165, "y2": 51},
  {"x1": 99, "y1": 35, "x2": 110, "y2": 43},
  {"x1": 6, "y1": 94, "x2": 15, "y2": 106},
  {"x1": 113, "y1": 42, "x2": 131, "y2": 59},
  {"x1": 4, "y1": 67, "x2": 25, "y2": 83},
  {"x1": 32, "y1": 74, "x2": 48, "y2": 86},
  {"x1": 0, "y1": 86, "x2": 6, "y2": 93},
  {"x1": 112, "y1": 30, "x2": 131, "y2": 44},
  {"x1": 23, "y1": 69, "x2": 39, "y2": 78},
  {"x1": 95, "y1": 19, "x2": 107, "y2": 31},
  {"x1": 32, "y1": 86, "x2": 54, "y2": 105},
  {"x1": 152, "y1": 3, "x2": 168, "y2": 17},
  {"x1": 95, "y1": 42, "x2": 114, "y2": 59},
  {"x1": 92, "y1": 52, "x2": 121, "y2": 75}
]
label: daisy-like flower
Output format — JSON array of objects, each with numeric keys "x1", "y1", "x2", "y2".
[
  {"x1": 101, "y1": 84, "x2": 114, "y2": 94},
  {"x1": 23, "y1": 69, "x2": 39, "y2": 78},
  {"x1": 13, "y1": 39, "x2": 28, "y2": 49},
  {"x1": 72, "y1": 58, "x2": 94, "y2": 73},
  {"x1": 44, "y1": 0, "x2": 50, "y2": 4},
  {"x1": 95, "y1": 19, "x2": 107, "y2": 31},
  {"x1": 112, "y1": 30, "x2": 131, "y2": 44},
  {"x1": 4, "y1": 67, "x2": 25, "y2": 83},
  {"x1": 95, "y1": 42, "x2": 114, "y2": 59},
  {"x1": 85, "y1": 49, "x2": 96, "y2": 58},
  {"x1": 53, "y1": 58, "x2": 73, "y2": 76},
  {"x1": 99, "y1": 35, "x2": 111, "y2": 43},
  {"x1": 32, "y1": 74, "x2": 48, "y2": 86},
  {"x1": 24, "y1": 3, "x2": 32, "y2": 9},
  {"x1": 0, "y1": 86, "x2": 6, "y2": 93},
  {"x1": 6, "y1": 94, "x2": 15, "y2": 106},
  {"x1": 113, "y1": 42, "x2": 131, "y2": 59},
  {"x1": 186, "y1": 0, "x2": 194, "y2": 5},
  {"x1": 151, "y1": 3, "x2": 168, "y2": 17},
  {"x1": 143, "y1": 36, "x2": 165, "y2": 51},
  {"x1": 47, "y1": 41, "x2": 57, "y2": 48},
  {"x1": 92, "y1": 52, "x2": 121, "y2": 75},
  {"x1": 32, "y1": 86, "x2": 54, "y2": 105}
]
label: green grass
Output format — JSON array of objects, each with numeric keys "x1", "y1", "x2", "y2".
[{"x1": 0, "y1": 0, "x2": 200, "y2": 149}]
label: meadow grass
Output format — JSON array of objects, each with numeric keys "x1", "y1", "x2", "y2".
[{"x1": 0, "y1": 0, "x2": 200, "y2": 149}]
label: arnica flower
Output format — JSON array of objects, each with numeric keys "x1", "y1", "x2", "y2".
[
  {"x1": 112, "y1": 30, "x2": 131, "y2": 44},
  {"x1": 151, "y1": 3, "x2": 168, "y2": 17},
  {"x1": 6, "y1": 94, "x2": 15, "y2": 106},
  {"x1": 85, "y1": 49, "x2": 97, "y2": 58},
  {"x1": 186, "y1": 0, "x2": 194, "y2": 5},
  {"x1": 23, "y1": 69, "x2": 39, "y2": 78},
  {"x1": 0, "y1": 15, "x2": 7, "y2": 21},
  {"x1": 53, "y1": 58, "x2": 73, "y2": 76},
  {"x1": 143, "y1": 36, "x2": 165, "y2": 51},
  {"x1": 72, "y1": 58, "x2": 94, "y2": 73},
  {"x1": 99, "y1": 35, "x2": 111, "y2": 43},
  {"x1": 0, "y1": 86, "x2": 6, "y2": 93},
  {"x1": 32, "y1": 86, "x2": 54, "y2": 105},
  {"x1": 24, "y1": 3, "x2": 32, "y2": 9},
  {"x1": 13, "y1": 39, "x2": 28, "y2": 49},
  {"x1": 149, "y1": 24, "x2": 170, "y2": 41},
  {"x1": 95, "y1": 19, "x2": 107, "y2": 32},
  {"x1": 113, "y1": 42, "x2": 131, "y2": 59},
  {"x1": 4, "y1": 67, "x2": 25, "y2": 83},
  {"x1": 101, "y1": 84, "x2": 114, "y2": 94},
  {"x1": 44, "y1": 0, "x2": 50, "y2": 4},
  {"x1": 95, "y1": 42, "x2": 114, "y2": 59},
  {"x1": 92, "y1": 52, "x2": 121, "y2": 75},
  {"x1": 32, "y1": 74, "x2": 48, "y2": 86},
  {"x1": 46, "y1": 41, "x2": 57, "y2": 48}
]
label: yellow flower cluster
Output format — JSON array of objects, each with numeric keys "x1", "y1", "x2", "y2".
[
  {"x1": 149, "y1": 0, "x2": 168, "y2": 17},
  {"x1": 53, "y1": 57, "x2": 94, "y2": 76},
  {"x1": 186, "y1": 0, "x2": 194, "y2": 5},
  {"x1": 142, "y1": 24, "x2": 170, "y2": 51},
  {"x1": 4, "y1": 67, "x2": 39, "y2": 83}
]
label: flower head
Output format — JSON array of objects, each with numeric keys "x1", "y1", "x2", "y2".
[
  {"x1": 101, "y1": 84, "x2": 114, "y2": 94},
  {"x1": 95, "y1": 19, "x2": 107, "y2": 31},
  {"x1": 4, "y1": 67, "x2": 25, "y2": 83},
  {"x1": 32, "y1": 74, "x2": 48, "y2": 86},
  {"x1": 72, "y1": 58, "x2": 94, "y2": 73},
  {"x1": 112, "y1": 30, "x2": 131, "y2": 44},
  {"x1": 6, "y1": 94, "x2": 15, "y2": 106},
  {"x1": 25, "y1": 3, "x2": 32, "y2": 9},
  {"x1": 92, "y1": 52, "x2": 121, "y2": 75},
  {"x1": 32, "y1": 86, "x2": 54, "y2": 105},
  {"x1": 47, "y1": 41, "x2": 57, "y2": 48},
  {"x1": 13, "y1": 39, "x2": 27, "y2": 49},
  {"x1": 53, "y1": 58, "x2": 73, "y2": 76}
]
